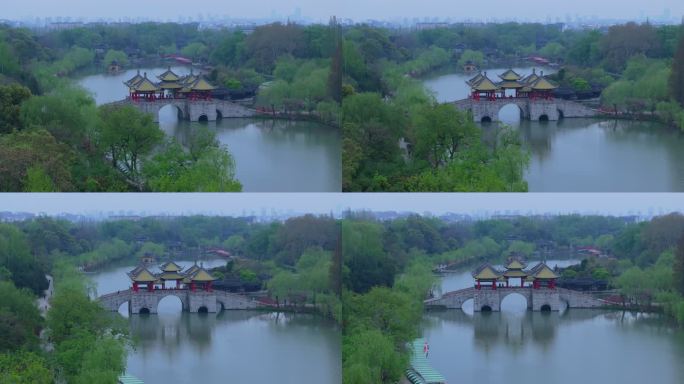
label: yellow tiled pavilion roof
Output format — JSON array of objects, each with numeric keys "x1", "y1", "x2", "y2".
[
  {"x1": 188, "y1": 77, "x2": 217, "y2": 91},
  {"x1": 530, "y1": 76, "x2": 558, "y2": 91},
  {"x1": 521, "y1": 69, "x2": 540, "y2": 86},
  {"x1": 124, "y1": 70, "x2": 144, "y2": 87},
  {"x1": 128, "y1": 267, "x2": 157, "y2": 282},
  {"x1": 499, "y1": 69, "x2": 522, "y2": 81},
  {"x1": 132, "y1": 75, "x2": 160, "y2": 92},
  {"x1": 505, "y1": 259, "x2": 527, "y2": 270},
  {"x1": 159, "y1": 272, "x2": 185, "y2": 280},
  {"x1": 157, "y1": 67, "x2": 181, "y2": 82},
  {"x1": 159, "y1": 81, "x2": 183, "y2": 89},
  {"x1": 466, "y1": 73, "x2": 485, "y2": 86},
  {"x1": 503, "y1": 269, "x2": 528, "y2": 278},
  {"x1": 498, "y1": 80, "x2": 524, "y2": 89},
  {"x1": 185, "y1": 264, "x2": 199, "y2": 275},
  {"x1": 529, "y1": 263, "x2": 559, "y2": 279},
  {"x1": 472, "y1": 264, "x2": 501, "y2": 280},
  {"x1": 188, "y1": 267, "x2": 217, "y2": 282},
  {"x1": 181, "y1": 69, "x2": 198, "y2": 85},
  {"x1": 160, "y1": 261, "x2": 183, "y2": 272},
  {"x1": 471, "y1": 76, "x2": 500, "y2": 92}
]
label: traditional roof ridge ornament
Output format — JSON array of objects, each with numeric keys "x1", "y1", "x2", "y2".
[
  {"x1": 160, "y1": 261, "x2": 183, "y2": 272},
  {"x1": 498, "y1": 68, "x2": 522, "y2": 81},
  {"x1": 157, "y1": 66, "x2": 181, "y2": 82}
]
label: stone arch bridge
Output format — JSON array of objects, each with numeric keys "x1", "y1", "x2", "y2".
[
  {"x1": 98, "y1": 289, "x2": 262, "y2": 314},
  {"x1": 106, "y1": 99, "x2": 257, "y2": 123},
  {"x1": 425, "y1": 286, "x2": 610, "y2": 312},
  {"x1": 452, "y1": 98, "x2": 598, "y2": 123}
]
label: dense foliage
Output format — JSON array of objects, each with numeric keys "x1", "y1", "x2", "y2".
[{"x1": 0, "y1": 233, "x2": 128, "y2": 383}]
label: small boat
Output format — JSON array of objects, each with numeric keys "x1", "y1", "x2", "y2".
[{"x1": 118, "y1": 374, "x2": 144, "y2": 384}]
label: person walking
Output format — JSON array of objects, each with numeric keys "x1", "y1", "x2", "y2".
[{"x1": 423, "y1": 340, "x2": 429, "y2": 358}]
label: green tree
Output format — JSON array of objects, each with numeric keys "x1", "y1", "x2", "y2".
[
  {"x1": 342, "y1": 329, "x2": 406, "y2": 384},
  {"x1": 0, "y1": 225, "x2": 49, "y2": 295},
  {"x1": 411, "y1": 103, "x2": 479, "y2": 169},
  {"x1": 671, "y1": 34, "x2": 684, "y2": 107},
  {"x1": 181, "y1": 42, "x2": 208, "y2": 61},
  {"x1": 675, "y1": 233, "x2": 684, "y2": 295},
  {"x1": 600, "y1": 22, "x2": 661, "y2": 72},
  {"x1": 142, "y1": 139, "x2": 242, "y2": 192},
  {"x1": 342, "y1": 221, "x2": 396, "y2": 293},
  {"x1": 96, "y1": 105, "x2": 164, "y2": 189},
  {"x1": 0, "y1": 281, "x2": 43, "y2": 351},
  {"x1": 0, "y1": 84, "x2": 31, "y2": 134},
  {"x1": 24, "y1": 166, "x2": 56, "y2": 192},
  {"x1": 0, "y1": 129, "x2": 75, "y2": 192},
  {"x1": 0, "y1": 351, "x2": 53, "y2": 384},
  {"x1": 103, "y1": 49, "x2": 129, "y2": 67},
  {"x1": 456, "y1": 49, "x2": 484, "y2": 69}
]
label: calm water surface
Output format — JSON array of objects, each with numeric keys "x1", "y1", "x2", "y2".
[
  {"x1": 90, "y1": 260, "x2": 341, "y2": 384},
  {"x1": 425, "y1": 259, "x2": 684, "y2": 384},
  {"x1": 423, "y1": 67, "x2": 684, "y2": 191},
  {"x1": 78, "y1": 67, "x2": 341, "y2": 192}
]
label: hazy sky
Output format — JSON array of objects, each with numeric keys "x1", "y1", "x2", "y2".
[
  {"x1": 0, "y1": 193, "x2": 682, "y2": 217},
  {"x1": 3, "y1": 0, "x2": 683, "y2": 22}
]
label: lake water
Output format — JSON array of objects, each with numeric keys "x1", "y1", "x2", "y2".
[
  {"x1": 423, "y1": 67, "x2": 684, "y2": 191},
  {"x1": 77, "y1": 66, "x2": 341, "y2": 192},
  {"x1": 89, "y1": 260, "x2": 341, "y2": 384},
  {"x1": 423, "y1": 259, "x2": 684, "y2": 384}
]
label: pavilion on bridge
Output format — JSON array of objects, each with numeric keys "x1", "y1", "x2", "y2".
[
  {"x1": 128, "y1": 265, "x2": 158, "y2": 292},
  {"x1": 472, "y1": 260, "x2": 559, "y2": 290},
  {"x1": 502, "y1": 257, "x2": 527, "y2": 287},
  {"x1": 123, "y1": 67, "x2": 218, "y2": 102},
  {"x1": 127, "y1": 261, "x2": 217, "y2": 292},
  {"x1": 466, "y1": 68, "x2": 558, "y2": 100},
  {"x1": 124, "y1": 71, "x2": 162, "y2": 101}
]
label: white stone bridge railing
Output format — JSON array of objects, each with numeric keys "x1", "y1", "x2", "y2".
[
  {"x1": 97, "y1": 288, "x2": 263, "y2": 314},
  {"x1": 452, "y1": 97, "x2": 598, "y2": 123},
  {"x1": 103, "y1": 98, "x2": 258, "y2": 122},
  {"x1": 425, "y1": 286, "x2": 609, "y2": 312}
]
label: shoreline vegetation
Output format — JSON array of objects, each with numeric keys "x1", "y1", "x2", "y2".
[{"x1": 0, "y1": 20, "x2": 342, "y2": 192}]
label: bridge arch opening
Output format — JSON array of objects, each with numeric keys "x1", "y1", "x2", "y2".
[
  {"x1": 557, "y1": 109, "x2": 565, "y2": 120},
  {"x1": 539, "y1": 114, "x2": 549, "y2": 122},
  {"x1": 498, "y1": 103, "x2": 523, "y2": 125},
  {"x1": 461, "y1": 298, "x2": 475, "y2": 315},
  {"x1": 500, "y1": 292, "x2": 529, "y2": 313},
  {"x1": 481, "y1": 116, "x2": 492, "y2": 123},
  {"x1": 159, "y1": 104, "x2": 184, "y2": 124},
  {"x1": 198, "y1": 114, "x2": 209, "y2": 123},
  {"x1": 138, "y1": 307, "x2": 150, "y2": 315},
  {"x1": 117, "y1": 301, "x2": 130, "y2": 317},
  {"x1": 158, "y1": 295, "x2": 183, "y2": 314},
  {"x1": 216, "y1": 109, "x2": 223, "y2": 120},
  {"x1": 480, "y1": 305, "x2": 493, "y2": 312},
  {"x1": 197, "y1": 306, "x2": 209, "y2": 314}
]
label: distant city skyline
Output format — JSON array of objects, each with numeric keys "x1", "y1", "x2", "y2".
[
  {"x1": 2, "y1": 0, "x2": 683, "y2": 24},
  {"x1": 0, "y1": 193, "x2": 682, "y2": 219}
]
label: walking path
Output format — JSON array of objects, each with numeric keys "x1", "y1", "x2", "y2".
[
  {"x1": 36, "y1": 274, "x2": 53, "y2": 317},
  {"x1": 405, "y1": 338, "x2": 446, "y2": 384}
]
